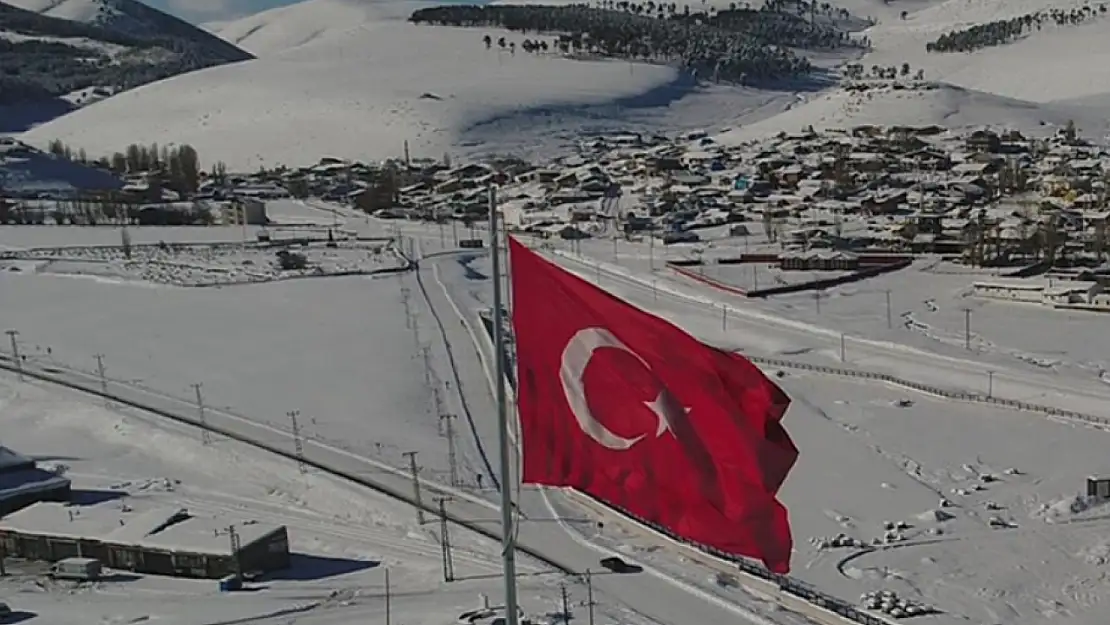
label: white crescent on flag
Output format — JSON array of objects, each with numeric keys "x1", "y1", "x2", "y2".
[{"x1": 559, "y1": 327, "x2": 690, "y2": 450}]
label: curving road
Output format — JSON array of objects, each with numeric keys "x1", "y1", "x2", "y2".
[{"x1": 413, "y1": 246, "x2": 796, "y2": 625}]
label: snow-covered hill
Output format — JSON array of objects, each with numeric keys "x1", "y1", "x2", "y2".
[
  {"x1": 716, "y1": 81, "x2": 1108, "y2": 145},
  {"x1": 204, "y1": 0, "x2": 429, "y2": 56},
  {"x1": 0, "y1": 136, "x2": 122, "y2": 194},
  {"x1": 20, "y1": 20, "x2": 679, "y2": 170},
  {"x1": 0, "y1": 0, "x2": 252, "y2": 132}
]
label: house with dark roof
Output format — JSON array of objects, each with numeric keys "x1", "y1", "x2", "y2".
[{"x1": 0, "y1": 446, "x2": 71, "y2": 516}]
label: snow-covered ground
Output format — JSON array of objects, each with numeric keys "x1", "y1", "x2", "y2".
[
  {"x1": 19, "y1": 19, "x2": 680, "y2": 171},
  {"x1": 6, "y1": 239, "x2": 400, "y2": 286},
  {"x1": 0, "y1": 372, "x2": 569, "y2": 625}
]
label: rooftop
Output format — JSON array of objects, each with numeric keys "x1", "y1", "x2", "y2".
[
  {"x1": 0, "y1": 446, "x2": 33, "y2": 472},
  {"x1": 0, "y1": 499, "x2": 283, "y2": 556},
  {"x1": 0, "y1": 467, "x2": 70, "y2": 502}
]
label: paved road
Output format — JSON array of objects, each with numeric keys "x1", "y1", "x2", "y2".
[{"x1": 414, "y1": 247, "x2": 770, "y2": 625}]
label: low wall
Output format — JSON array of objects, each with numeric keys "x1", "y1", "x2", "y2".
[
  {"x1": 667, "y1": 263, "x2": 747, "y2": 295},
  {"x1": 744, "y1": 259, "x2": 911, "y2": 298}
]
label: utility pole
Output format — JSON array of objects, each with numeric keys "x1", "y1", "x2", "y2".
[
  {"x1": 648, "y1": 230, "x2": 655, "y2": 271},
  {"x1": 402, "y1": 451, "x2": 425, "y2": 524},
  {"x1": 217, "y1": 524, "x2": 242, "y2": 578},
  {"x1": 964, "y1": 308, "x2": 972, "y2": 350},
  {"x1": 585, "y1": 570, "x2": 595, "y2": 625},
  {"x1": 441, "y1": 413, "x2": 459, "y2": 487},
  {"x1": 815, "y1": 290, "x2": 823, "y2": 314},
  {"x1": 721, "y1": 304, "x2": 727, "y2": 330},
  {"x1": 840, "y1": 333, "x2": 846, "y2": 363},
  {"x1": 452, "y1": 220, "x2": 459, "y2": 247},
  {"x1": 435, "y1": 496, "x2": 455, "y2": 582},
  {"x1": 752, "y1": 263, "x2": 758, "y2": 290},
  {"x1": 192, "y1": 383, "x2": 212, "y2": 446},
  {"x1": 560, "y1": 583, "x2": 571, "y2": 622},
  {"x1": 885, "y1": 289, "x2": 893, "y2": 329},
  {"x1": 385, "y1": 568, "x2": 392, "y2": 625},
  {"x1": 439, "y1": 221, "x2": 446, "y2": 248},
  {"x1": 288, "y1": 410, "x2": 307, "y2": 473},
  {"x1": 421, "y1": 345, "x2": 432, "y2": 386},
  {"x1": 987, "y1": 370, "x2": 994, "y2": 398},
  {"x1": 5, "y1": 330, "x2": 22, "y2": 381},
  {"x1": 94, "y1": 354, "x2": 109, "y2": 395},
  {"x1": 489, "y1": 182, "x2": 520, "y2": 625}
]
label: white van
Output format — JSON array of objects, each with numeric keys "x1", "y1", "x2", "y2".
[{"x1": 49, "y1": 557, "x2": 102, "y2": 581}]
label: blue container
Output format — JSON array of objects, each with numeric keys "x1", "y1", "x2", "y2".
[{"x1": 218, "y1": 574, "x2": 242, "y2": 592}]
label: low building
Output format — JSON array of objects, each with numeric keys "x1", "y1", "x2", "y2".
[
  {"x1": 0, "y1": 446, "x2": 71, "y2": 516},
  {"x1": 0, "y1": 499, "x2": 289, "y2": 579},
  {"x1": 971, "y1": 279, "x2": 1046, "y2": 303}
]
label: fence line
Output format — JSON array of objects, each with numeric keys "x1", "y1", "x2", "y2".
[{"x1": 746, "y1": 355, "x2": 1110, "y2": 426}]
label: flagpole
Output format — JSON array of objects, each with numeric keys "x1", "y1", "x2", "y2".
[{"x1": 489, "y1": 182, "x2": 520, "y2": 625}]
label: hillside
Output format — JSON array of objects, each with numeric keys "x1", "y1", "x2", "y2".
[
  {"x1": 20, "y1": 19, "x2": 683, "y2": 170},
  {"x1": 0, "y1": 0, "x2": 253, "y2": 132},
  {"x1": 716, "y1": 81, "x2": 1109, "y2": 145},
  {"x1": 0, "y1": 136, "x2": 122, "y2": 193},
  {"x1": 204, "y1": 0, "x2": 429, "y2": 56},
  {"x1": 859, "y1": 0, "x2": 1110, "y2": 102}
]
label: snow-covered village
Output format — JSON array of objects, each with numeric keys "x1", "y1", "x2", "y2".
[{"x1": 6, "y1": 0, "x2": 1110, "y2": 624}]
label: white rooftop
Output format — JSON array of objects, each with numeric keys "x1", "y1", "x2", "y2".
[{"x1": 0, "y1": 499, "x2": 282, "y2": 556}]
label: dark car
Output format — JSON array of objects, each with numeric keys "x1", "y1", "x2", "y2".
[{"x1": 599, "y1": 556, "x2": 641, "y2": 574}]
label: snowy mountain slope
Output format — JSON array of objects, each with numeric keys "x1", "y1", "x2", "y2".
[
  {"x1": 715, "y1": 81, "x2": 1108, "y2": 145},
  {"x1": 20, "y1": 22, "x2": 677, "y2": 170},
  {"x1": 204, "y1": 0, "x2": 429, "y2": 56},
  {"x1": 0, "y1": 136, "x2": 123, "y2": 193},
  {"x1": 0, "y1": 0, "x2": 252, "y2": 131},
  {"x1": 860, "y1": 0, "x2": 1110, "y2": 102}
]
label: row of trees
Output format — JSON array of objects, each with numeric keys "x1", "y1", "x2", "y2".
[
  {"x1": 45, "y1": 139, "x2": 228, "y2": 195},
  {"x1": 926, "y1": 3, "x2": 1108, "y2": 53},
  {"x1": 412, "y1": 4, "x2": 869, "y2": 83}
]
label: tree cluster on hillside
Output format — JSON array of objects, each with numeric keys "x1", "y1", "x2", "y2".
[
  {"x1": 842, "y1": 61, "x2": 924, "y2": 80},
  {"x1": 410, "y1": 4, "x2": 870, "y2": 83},
  {"x1": 0, "y1": 1, "x2": 251, "y2": 106},
  {"x1": 45, "y1": 139, "x2": 225, "y2": 195},
  {"x1": 926, "y1": 3, "x2": 1107, "y2": 53}
]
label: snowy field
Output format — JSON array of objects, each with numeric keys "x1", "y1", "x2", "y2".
[
  {"x1": 0, "y1": 373, "x2": 573, "y2": 625},
  {"x1": 4, "y1": 239, "x2": 400, "y2": 286}
]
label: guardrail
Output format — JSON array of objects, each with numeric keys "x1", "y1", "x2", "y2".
[{"x1": 746, "y1": 355, "x2": 1110, "y2": 426}]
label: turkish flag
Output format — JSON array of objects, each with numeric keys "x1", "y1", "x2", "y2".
[{"x1": 509, "y1": 237, "x2": 797, "y2": 574}]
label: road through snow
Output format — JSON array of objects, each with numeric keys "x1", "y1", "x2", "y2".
[{"x1": 414, "y1": 247, "x2": 780, "y2": 625}]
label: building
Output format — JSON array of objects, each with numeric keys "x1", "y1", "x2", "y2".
[
  {"x1": 0, "y1": 446, "x2": 71, "y2": 516},
  {"x1": 971, "y1": 279, "x2": 1046, "y2": 303},
  {"x1": 0, "y1": 499, "x2": 289, "y2": 579}
]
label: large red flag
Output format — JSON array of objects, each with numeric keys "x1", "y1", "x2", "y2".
[{"x1": 509, "y1": 237, "x2": 797, "y2": 573}]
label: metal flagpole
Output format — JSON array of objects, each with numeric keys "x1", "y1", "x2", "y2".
[{"x1": 489, "y1": 182, "x2": 520, "y2": 625}]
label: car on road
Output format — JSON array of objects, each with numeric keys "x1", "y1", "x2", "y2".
[{"x1": 599, "y1": 556, "x2": 641, "y2": 574}]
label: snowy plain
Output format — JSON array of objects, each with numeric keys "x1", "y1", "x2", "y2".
[{"x1": 0, "y1": 372, "x2": 573, "y2": 625}]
